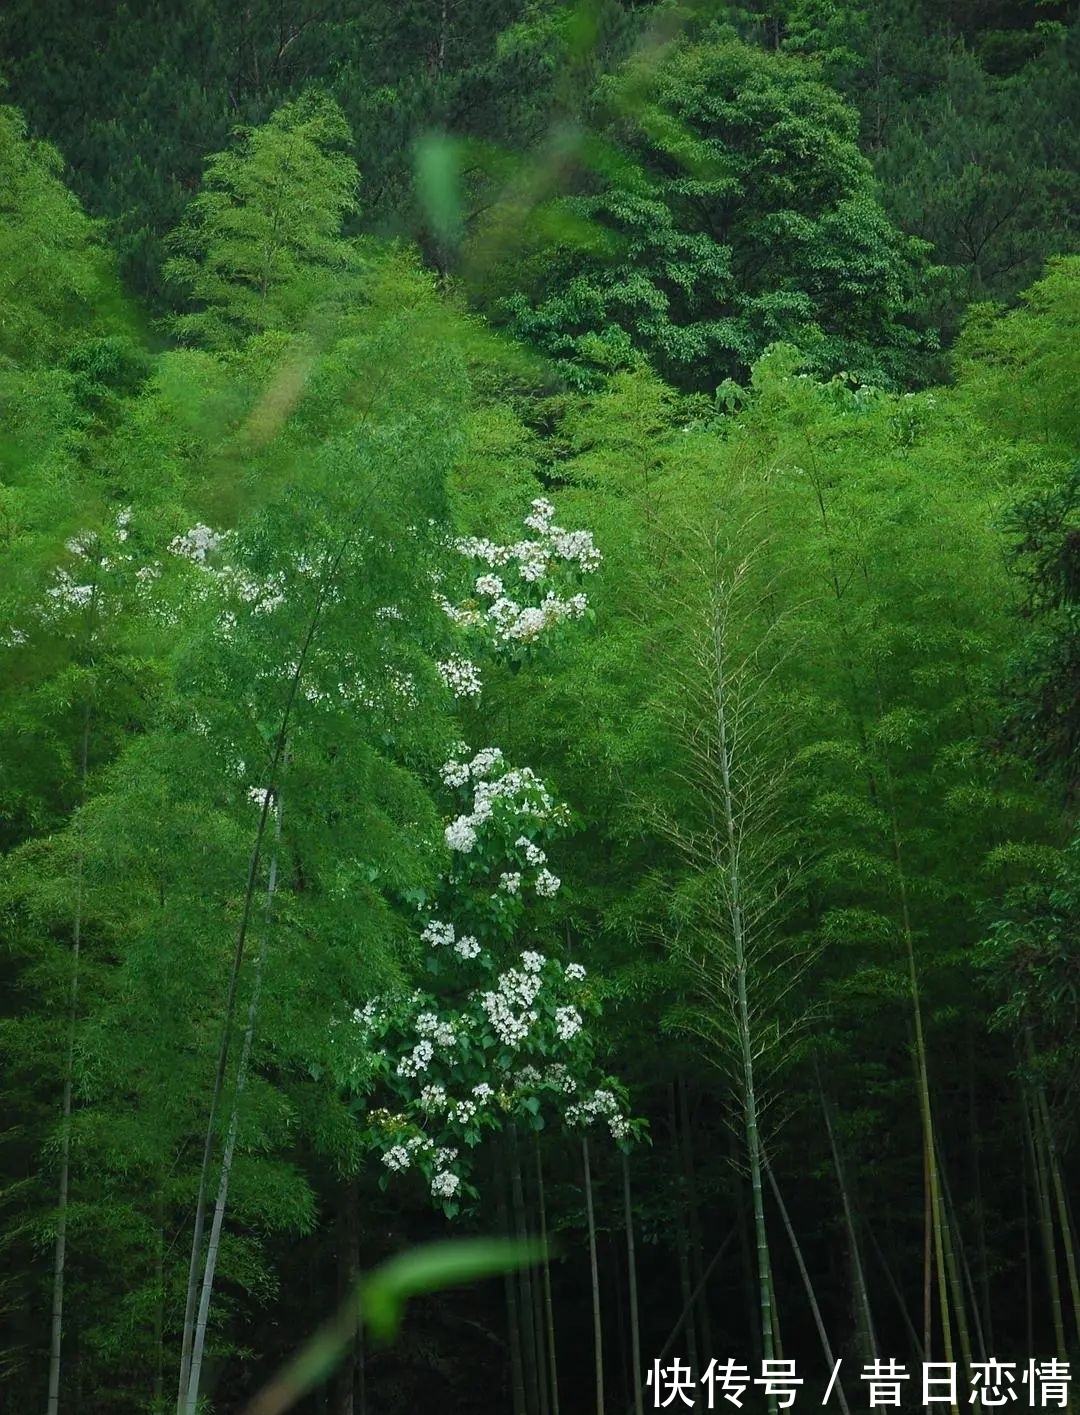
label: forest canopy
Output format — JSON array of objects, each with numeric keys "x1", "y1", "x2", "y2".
[{"x1": 3, "y1": 4, "x2": 1080, "y2": 1414}]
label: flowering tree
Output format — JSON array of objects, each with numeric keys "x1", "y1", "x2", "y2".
[{"x1": 344, "y1": 500, "x2": 642, "y2": 1216}]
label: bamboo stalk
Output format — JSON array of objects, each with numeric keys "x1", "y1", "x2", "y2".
[
  {"x1": 177, "y1": 525, "x2": 359, "y2": 1413},
  {"x1": 1025, "y1": 1087, "x2": 1067, "y2": 1364},
  {"x1": 816, "y1": 1064, "x2": 876, "y2": 1360},
  {"x1": 767, "y1": 1164, "x2": 850, "y2": 1415},
  {"x1": 47, "y1": 691, "x2": 93, "y2": 1415},
  {"x1": 622, "y1": 1151, "x2": 644, "y2": 1415},
  {"x1": 510, "y1": 1124, "x2": 540, "y2": 1415},
  {"x1": 535, "y1": 1138, "x2": 560, "y2": 1415},
  {"x1": 583, "y1": 1137, "x2": 604, "y2": 1415},
  {"x1": 1037, "y1": 1084, "x2": 1080, "y2": 1350},
  {"x1": 184, "y1": 791, "x2": 282, "y2": 1413},
  {"x1": 498, "y1": 1138, "x2": 527, "y2": 1415}
]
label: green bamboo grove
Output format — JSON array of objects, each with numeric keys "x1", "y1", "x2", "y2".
[{"x1": 3, "y1": 3, "x2": 1080, "y2": 1413}]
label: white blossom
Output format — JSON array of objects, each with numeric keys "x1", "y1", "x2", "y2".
[
  {"x1": 499, "y1": 872, "x2": 522, "y2": 895},
  {"x1": 474, "y1": 574, "x2": 503, "y2": 597},
  {"x1": 397, "y1": 1040, "x2": 434, "y2": 1078},
  {"x1": 421, "y1": 920, "x2": 455, "y2": 948},
  {"x1": 445, "y1": 818, "x2": 477, "y2": 853},
  {"x1": 382, "y1": 1145, "x2": 412, "y2": 1172},
  {"x1": 564, "y1": 962, "x2": 586, "y2": 982},
  {"x1": 353, "y1": 999, "x2": 382, "y2": 1030},
  {"x1": 440, "y1": 760, "x2": 471, "y2": 789},
  {"x1": 469, "y1": 747, "x2": 503, "y2": 779},
  {"x1": 520, "y1": 951, "x2": 546, "y2": 974},
  {"x1": 437, "y1": 656, "x2": 483, "y2": 698},
  {"x1": 523, "y1": 497, "x2": 556, "y2": 533},
  {"x1": 544, "y1": 1064, "x2": 577, "y2": 1095},
  {"x1": 169, "y1": 523, "x2": 226, "y2": 565},
  {"x1": 555, "y1": 1006, "x2": 582, "y2": 1041},
  {"x1": 534, "y1": 869, "x2": 561, "y2": 898},
  {"x1": 454, "y1": 935, "x2": 481, "y2": 960},
  {"x1": 48, "y1": 569, "x2": 94, "y2": 611},
  {"x1": 481, "y1": 968, "x2": 543, "y2": 1048},
  {"x1": 431, "y1": 1170, "x2": 461, "y2": 1199},
  {"x1": 516, "y1": 836, "x2": 547, "y2": 866},
  {"x1": 566, "y1": 1088, "x2": 621, "y2": 1129}
]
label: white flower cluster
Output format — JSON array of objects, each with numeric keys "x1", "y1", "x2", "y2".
[
  {"x1": 431, "y1": 1170, "x2": 461, "y2": 1199},
  {"x1": 166, "y1": 522, "x2": 294, "y2": 619},
  {"x1": 555, "y1": 1006, "x2": 583, "y2": 1041},
  {"x1": 65, "y1": 531, "x2": 97, "y2": 557},
  {"x1": 485, "y1": 591, "x2": 589, "y2": 645},
  {"x1": 534, "y1": 869, "x2": 561, "y2": 898},
  {"x1": 440, "y1": 746, "x2": 503, "y2": 790},
  {"x1": 382, "y1": 1145, "x2": 412, "y2": 1172},
  {"x1": 443, "y1": 759, "x2": 569, "y2": 857},
  {"x1": 380, "y1": 1133, "x2": 462, "y2": 1195},
  {"x1": 544, "y1": 1064, "x2": 577, "y2": 1095},
  {"x1": 438, "y1": 499, "x2": 600, "y2": 646},
  {"x1": 516, "y1": 836, "x2": 547, "y2": 866},
  {"x1": 472, "y1": 1082, "x2": 494, "y2": 1102},
  {"x1": 458, "y1": 499, "x2": 602, "y2": 575},
  {"x1": 480, "y1": 967, "x2": 543, "y2": 1049},
  {"x1": 566, "y1": 1087, "x2": 630, "y2": 1141},
  {"x1": 353, "y1": 998, "x2": 384, "y2": 1031},
  {"x1": 48, "y1": 569, "x2": 95, "y2": 611},
  {"x1": 416, "y1": 1012, "x2": 457, "y2": 1047},
  {"x1": 169, "y1": 523, "x2": 227, "y2": 565},
  {"x1": 420, "y1": 1084, "x2": 446, "y2": 1110},
  {"x1": 418, "y1": 917, "x2": 476, "y2": 954},
  {"x1": 521, "y1": 951, "x2": 546, "y2": 974},
  {"x1": 498, "y1": 872, "x2": 521, "y2": 895},
  {"x1": 565, "y1": 962, "x2": 587, "y2": 982},
  {"x1": 421, "y1": 920, "x2": 455, "y2": 949},
  {"x1": 437, "y1": 656, "x2": 483, "y2": 698},
  {"x1": 444, "y1": 817, "x2": 478, "y2": 853},
  {"x1": 397, "y1": 1039, "x2": 434, "y2": 1078}
]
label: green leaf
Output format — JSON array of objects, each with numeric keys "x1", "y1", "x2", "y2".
[{"x1": 361, "y1": 1236, "x2": 544, "y2": 1342}]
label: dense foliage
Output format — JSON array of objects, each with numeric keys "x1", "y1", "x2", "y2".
[{"x1": 3, "y1": 4, "x2": 1080, "y2": 1415}]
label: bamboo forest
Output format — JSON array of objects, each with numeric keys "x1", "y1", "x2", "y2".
[{"x1": 5, "y1": 2, "x2": 1080, "y2": 1412}]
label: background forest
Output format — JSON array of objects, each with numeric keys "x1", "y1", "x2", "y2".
[{"x1": 3, "y1": 2, "x2": 1080, "y2": 1413}]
